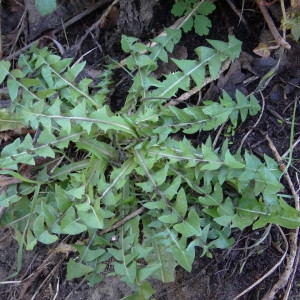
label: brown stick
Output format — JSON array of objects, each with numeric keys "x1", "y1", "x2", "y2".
[
  {"x1": 98, "y1": 206, "x2": 145, "y2": 235},
  {"x1": 225, "y1": 0, "x2": 249, "y2": 30},
  {"x1": 4, "y1": 0, "x2": 113, "y2": 60},
  {"x1": 256, "y1": 0, "x2": 291, "y2": 49},
  {"x1": 232, "y1": 225, "x2": 288, "y2": 300}
]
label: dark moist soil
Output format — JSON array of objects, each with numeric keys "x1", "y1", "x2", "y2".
[{"x1": 1, "y1": 0, "x2": 300, "y2": 299}]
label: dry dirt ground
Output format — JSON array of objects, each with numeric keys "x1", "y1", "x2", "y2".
[{"x1": 1, "y1": 0, "x2": 300, "y2": 299}]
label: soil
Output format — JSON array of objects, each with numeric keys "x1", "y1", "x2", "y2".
[{"x1": 1, "y1": 0, "x2": 300, "y2": 299}]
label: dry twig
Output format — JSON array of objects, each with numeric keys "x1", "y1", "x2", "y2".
[
  {"x1": 98, "y1": 206, "x2": 145, "y2": 235},
  {"x1": 30, "y1": 261, "x2": 62, "y2": 300},
  {"x1": 267, "y1": 108, "x2": 300, "y2": 127},
  {"x1": 283, "y1": 246, "x2": 300, "y2": 300},
  {"x1": 232, "y1": 225, "x2": 288, "y2": 300},
  {"x1": 256, "y1": 0, "x2": 291, "y2": 49},
  {"x1": 4, "y1": 0, "x2": 113, "y2": 60},
  {"x1": 165, "y1": 59, "x2": 231, "y2": 107},
  {"x1": 62, "y1": 0, "x2": 119, "y2": 58},
  {"x1": 225, "y1": 0, "x2": 249, "y2": 30}
]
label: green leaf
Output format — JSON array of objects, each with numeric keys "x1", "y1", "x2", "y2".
[
  {"x1": 0, "y1": 61, "x2": 10, "y2": 83},
  {"x1": 173, "y1": 58, "x2": 205, "y2": 87},
  {"x1": 113, "y1": 261, "x2": 137, "y2": 284},
  {"x1": 0, "y1": 110, "x2": 23, "y2": 132},
  {"x1": 275, "y1": 198, "x2": 300, "y2": 228},
  {"x1": 217, "y1": 197, "x2": 235, "y2": 216},
  {"x1": 144, "y1": 233, "x2": 176, "y2": 282},
  {"x1": 60, "y1": 207, "x2": 87, "y2": 234},
  {"x1": 137, "y1": 264, "x2": 161, "y2": 281},
  {"x1": 149, "y1": 28, "x2": 182, "y2": 62},
  {"x1": 207, "y1": 35, "x2": 242, "y2": 61},
  {"x1": 198, "y1": 183, "x2": 222, "y2": 206},
  {"x1": 121, "y1": 35, "x2": 139, "y2": 53},
  {"x1": 7, "y1": 78, "x2": 20, "y2": 101},
  {"x1": 41, "y1": 201, "x2": 58, "y2": 227},
  {"x1": 41, "y1": 65, "x2": 54, "y2": 88},
  {"x1": 143, "y1": 201, "x2": 166, "y2": 210},
  {"x1": 90, "y1": 106, "x2": 136, "y2": 136},
  {"x1": 255, "y1": 167, "x2": 283, "y2": 195},
  {"x1": 20, "y1": 77, "x2": 40, "y2": 88},
  {"x1": 149, "y1": 71, "x2": 190, "y2": 98},
  {"x1": 35, "y1": 0, "x2": 57, "y2": 16},
  {"x1": 171, "y1": 1, "x2": 186, "y2": 16},
  {"x1": 0, "y1": 189, "x2": 21, "y2": 207},
  {"x1": 182, "y1": 17, "x2": 194, "y2": 33},
  {"x1": 171, "y1": 0, "x2": 215, "y2": 36},
  {"x1": 201, "y1": 144, "x2": 222, "y2": 170},
  {"x1": 0, "y1": 27, "x2": 294, "y2": 298},
  {"x1": 52, "y1": 57, "x2": 72, "y2": 73},
  {"x1": 173, "y1": 209, "x2": 201, "y2": 237},
  {"x1": 86, "y1": 269, "x2": 105, "y2": 287},
  {"x1": 249, "y1": 94, "x2": 261, "y2": 115},
  {"x1": 72, "y1": 244, "x2": 106, "y2": 262},
  {"x1": 34, "y1": 145, "x2": 55, "y2": 158},
  {"x1": 107, "y1": 248, "x2": 123, "y2": 261},
  {"x1": 55, "y1": 185, "x2": 73, "y2": 212},
  {"x1": 66, "y1": 186, "x2": 85, "y2": 199},
  {"x1": 199, "y1": 1, "x2": 216, "y2": 15},
  {"x1": 129, "y1": 281, "x2": 155, "y2": 300},
  {"x1": 231, "y1": 214, "x2": 254, "y2": 230},
  {"x1": 26, "y1": 229, "x2": 37, "y2": 250},
  {"x1": 68, "y1": 62, "x2": 86, "y2": 81},
  {"x1": 158, "y1": 211, "x2": 179, "y2": 224},
  {"x1": 224, "y1": 150, "x2": 245, "y2": 169},
  {"x1": 212, "y1": 227, "x2": 234, "y2": 249},
  {"x1": 137, "y1": 55, "x2": 156, "y2": 69},
  {"x1": 201, "y1": 102, "x2": 233, "y2": 129},
  {"x1": 253, "y1": 198, "x2": 300, "y2": 229},
  {"x1": 33, "y1": 215, "x2": 58, "y2": 244},
  {"x1": 163, "y1": 176, "x2": 182, "y2": 199},
  {"x1": 174, "y1": 188, "x2": 187, "y2": 217},
  {"x1": 194, "y1": 15, "x2": 212, "y2": 36},
  {"x1": 152, "y1": 164, "x2": 169, "y2": 186},
  {"x1": 76, "y1": 202, "x2": 104, "y2": 229},
  {"x1": 66, "y1": 259, "x2": 93, "y2": 280},
  {"x1": 8, "y1": 66, "x2": 23, "y2": 79},
  {"x1": 214, "y1": 215, "x2": 233, "y2": 227},
  {"x1": 136, "y1": 180, "x2": 154, "y2": 193},
  {"x1": 172, "y1": 239, "x2": 195, "y2": 272}
]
